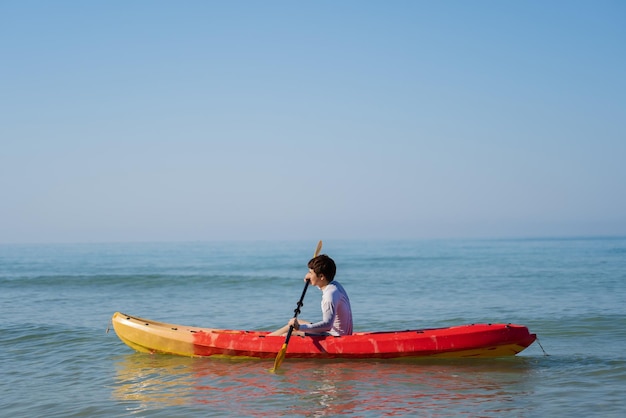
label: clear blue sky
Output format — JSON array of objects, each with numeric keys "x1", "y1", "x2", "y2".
[{"x1": 1, "y1": 1, "x2": 624, "y2": 243}]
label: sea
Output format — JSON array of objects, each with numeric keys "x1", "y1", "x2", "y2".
[{"x1": 1, "y1": 238, "x2": 625, "y2": 417}]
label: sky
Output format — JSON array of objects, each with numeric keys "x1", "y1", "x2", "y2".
[{"x1": 1, "y1": 1, "x2": 625, "y2": 243}]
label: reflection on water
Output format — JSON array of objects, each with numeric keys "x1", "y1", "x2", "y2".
[{"x1": 113, "y1": 354, "x2": 538, "y2": 416}]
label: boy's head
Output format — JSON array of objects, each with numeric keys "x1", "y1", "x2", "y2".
[{"x1": 307, "y1": 254, "x2": 336, "y2": 282}]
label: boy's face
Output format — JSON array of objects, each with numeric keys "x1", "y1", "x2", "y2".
[{"x1": 305, "y1": 268, "x2": 326, "y2": 287}]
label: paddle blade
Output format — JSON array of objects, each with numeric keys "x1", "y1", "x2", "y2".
[
  {"x1": 314, "y1": 240, "x2": 322, "y2": 257},
  {"x1": 270, "y1": 343, "x2": 288, "y2": 373}
]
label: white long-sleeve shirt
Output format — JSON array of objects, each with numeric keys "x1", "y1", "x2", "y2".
[{"x1": 299, "y1": 281, "x2": 353, "y2": 336}]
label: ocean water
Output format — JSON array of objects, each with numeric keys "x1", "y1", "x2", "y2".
[{"x1": 1, "y1": 238, "x2": 625, "y2": 417}]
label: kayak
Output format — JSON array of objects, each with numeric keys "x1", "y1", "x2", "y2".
[{"x1": 111, "y1": 312, "x2": 536, "y2": 359}]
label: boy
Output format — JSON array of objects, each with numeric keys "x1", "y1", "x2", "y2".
[{"x1": 270, "y1": 254, "x2": 353, "y2": 336}]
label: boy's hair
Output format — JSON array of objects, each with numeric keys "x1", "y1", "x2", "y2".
[{"x1": 308, "y1": 254, "x2": 336, "y2": 282}]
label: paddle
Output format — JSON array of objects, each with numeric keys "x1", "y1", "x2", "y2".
[{"x1": 270, "y1": 240, "x2": 322, "y2": 373}]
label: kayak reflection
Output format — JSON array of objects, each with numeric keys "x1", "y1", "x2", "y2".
[{"x1": 112, "y1": 354, "x2": 538, "y2": 416}]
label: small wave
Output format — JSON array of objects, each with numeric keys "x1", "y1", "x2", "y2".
[{"x1": 0, "y1": 273, "x2": 289, "y2": 290}]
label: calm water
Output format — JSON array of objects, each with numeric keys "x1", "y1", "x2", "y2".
[{"x1": 1, "y1": 238, "x2": 625, "y2": 417}]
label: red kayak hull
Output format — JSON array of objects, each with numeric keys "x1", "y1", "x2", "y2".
[{"x1": 112, "y1": 312, "x2": 536, "y2": 359}]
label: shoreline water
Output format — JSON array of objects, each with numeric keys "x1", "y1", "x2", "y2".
[{"x1": 1, "y1": 238, "x2": 625, "y2": 416}]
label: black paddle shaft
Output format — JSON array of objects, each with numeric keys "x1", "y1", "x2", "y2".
[{"x1": 284, "y1": 279, "x2": 310, "y2": 345}]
